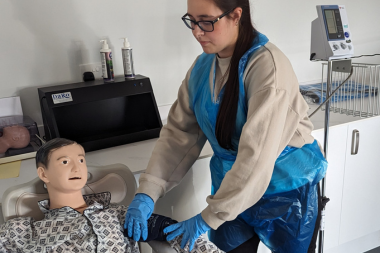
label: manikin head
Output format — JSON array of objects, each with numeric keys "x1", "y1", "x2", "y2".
[
  {"x1": 0, "y1": 125, "x2": 31, "y2": 153},
  {"x1": 185, "y1": 0, "x2": 253, "y2": 58},
  {"x1": 36, "y1": 138, "x2": 87, "y2": 196}
]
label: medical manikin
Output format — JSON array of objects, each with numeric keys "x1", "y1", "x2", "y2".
[{"x1": 0, "y1": 138, "x2": 224, "y2": 253}]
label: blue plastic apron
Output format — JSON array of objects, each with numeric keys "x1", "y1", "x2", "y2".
[{"x1": 188, "y1": 33, "x2": 328, "y2": 252}]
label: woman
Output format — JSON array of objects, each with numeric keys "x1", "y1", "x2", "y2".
[{"x1": 125, "y1": 0, "x2": 327, "y2": 252}]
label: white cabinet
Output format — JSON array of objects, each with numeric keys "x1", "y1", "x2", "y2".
[
  {"x1": 154, "y1": 157, "x2": 212, "y2": 221},
  {"x1": 140, "y1": 157, "x2": 212, "y2": 253},
  {"x1": 153, "y1": 156, "x2": 271, "y2": 253},
  {"x1": 340, "y1": 116, "x2": 380, "y2": 244},
  {"x1": 312, "y1": 116, "x2": 380, "y2": 252}
]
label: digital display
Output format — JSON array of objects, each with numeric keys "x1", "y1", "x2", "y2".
[
  {"x1": 325, "y1": 10, "x2": 337, "y2": 34},
  {"x1": 324, "y1": 9, "x2": 344, "y2": 40}
]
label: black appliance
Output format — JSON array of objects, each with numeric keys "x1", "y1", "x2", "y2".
[{"x1": 38, "y1": 75, "x2": 162, "y2": 152}]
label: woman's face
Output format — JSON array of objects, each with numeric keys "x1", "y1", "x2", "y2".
[{"x1": 186, "y1": 0, "x2": 240, "y2": 58}]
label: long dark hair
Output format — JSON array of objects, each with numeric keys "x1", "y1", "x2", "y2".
[{"x1": 214, "y1": 0, "x2": 257, "y2": 150}]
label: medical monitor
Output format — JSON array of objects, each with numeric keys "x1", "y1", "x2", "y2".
[{"x1": 310, "y1": 5, "x2": 354, "y2": 60}]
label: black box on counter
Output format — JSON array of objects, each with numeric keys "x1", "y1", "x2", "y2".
[{"x1": 38, "y1": 75, "x2": 163, "y2": 153}]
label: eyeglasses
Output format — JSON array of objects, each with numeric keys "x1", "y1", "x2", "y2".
[{"x1": 181, "y1": 8, "x2": 235, "y2": 32}]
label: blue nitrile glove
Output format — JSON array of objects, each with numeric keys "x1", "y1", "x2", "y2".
[
  {"x1": 124, "y1": 193, "x2": 154, "y2": 241},
  {"x1": 164, "y1": 213, "x2": 211, "y2": 251}
]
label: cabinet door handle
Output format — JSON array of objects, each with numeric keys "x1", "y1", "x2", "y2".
[{"x1": 351, "y1": 129, "x2": 360, "y2": 155}]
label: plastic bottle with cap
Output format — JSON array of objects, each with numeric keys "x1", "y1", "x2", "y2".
[
  {"x1": 100, "y1": 39, "x2": 114, "y2": 82},
  {"x1": 121, "y1": 38, "x2": 135, "y2": 78}
]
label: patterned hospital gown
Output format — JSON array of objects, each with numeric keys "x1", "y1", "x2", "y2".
[
  {"x1": 0, "y1": 192, "x2": 139, "y2": 253},
  {"x1": 0, "y1": 192, "x2": 225, "y2": 253},
  {"x1": 169, "y1": 235, "x2": 225, "y2": 253}
]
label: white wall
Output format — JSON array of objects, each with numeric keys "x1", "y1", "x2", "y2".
[{"x1": 0, "y1": 0, "x2": 379, "y2": 128}]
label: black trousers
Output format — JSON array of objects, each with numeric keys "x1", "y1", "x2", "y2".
[
  {"x1": 227, "y1": 184, "x2": 323, "y2": 253},
  {"x1": 227, "y1": 233, "x2": 260, "y2": 253}
]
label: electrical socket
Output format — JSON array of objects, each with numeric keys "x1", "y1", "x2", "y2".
[{"x1": 79, "y1": 62, "x2": 103, "y2": 80}]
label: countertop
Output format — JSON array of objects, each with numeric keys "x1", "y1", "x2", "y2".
[
  {"x1": 3, "y1": 104, "x2": 366, "y2": 175},
  {"x1": 0, "y1": 103, "x2": 371, "y2": 203},
  {"x1": 307, "y1": 103, "x2": 364, "y2": 130},
  {"x1": 84, "y1": 135, "x2": 213, "y2": 174},
  {"x1": 84, "y1": 102, "x2": 368, "y2": 173}
]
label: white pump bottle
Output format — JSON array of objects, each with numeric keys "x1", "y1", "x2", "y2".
[
  {"x1": 121, "y1": 38, "x2": 135, "y2": 78},
  {"x1": 99, "y1": 40, "x2": 114, "y2": 82}
]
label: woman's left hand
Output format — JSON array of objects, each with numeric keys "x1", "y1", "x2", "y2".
[{"x1": 164, "y1": 213, "x2": 211, "y2": 251}]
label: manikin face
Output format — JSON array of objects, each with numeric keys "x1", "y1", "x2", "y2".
[
  {"x1": 186, "y1": 0, "x2": 241, "y2": 58},
  {"x1": 39, "y1": 144, "x2": 87, "y2": 194}
]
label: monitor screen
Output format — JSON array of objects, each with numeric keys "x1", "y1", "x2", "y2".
[
  {"x1": 324, "y1": 9, "x2": 344, "y2": 40},
  {"x1": 325, "y1": 10, "x2": 337, "y2": 34}
]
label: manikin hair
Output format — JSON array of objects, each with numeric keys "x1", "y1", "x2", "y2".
[{"x1": 35, "y1": 138, "x2": 77, "y2": 169}]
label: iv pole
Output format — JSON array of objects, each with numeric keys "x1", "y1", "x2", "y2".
[
  {"x1": 318, "y1": 60, "x2": 332, "y2": 253},
  {"x1": 308, "y1": 59, "x2": 353, "y2": 253},
  {"x1": 307, "y1": 58, "x2": 354, "y2": 253}
]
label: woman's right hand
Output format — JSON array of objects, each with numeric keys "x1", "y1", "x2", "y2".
[{"x1": 124, "y1": 193, "x2": 154, "y2": 241}]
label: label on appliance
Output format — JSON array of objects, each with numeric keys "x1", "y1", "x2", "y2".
[
  {"x1": 320, "y1": 209, "x2": 326, "y2": 231},
  {"x1": 52, "y1": 92, "x2": 73, "y2": 104}
]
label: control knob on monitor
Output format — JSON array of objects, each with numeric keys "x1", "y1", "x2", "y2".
[{"x1": 340, "y1": 43, "x2": 347, "y2": 50}]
